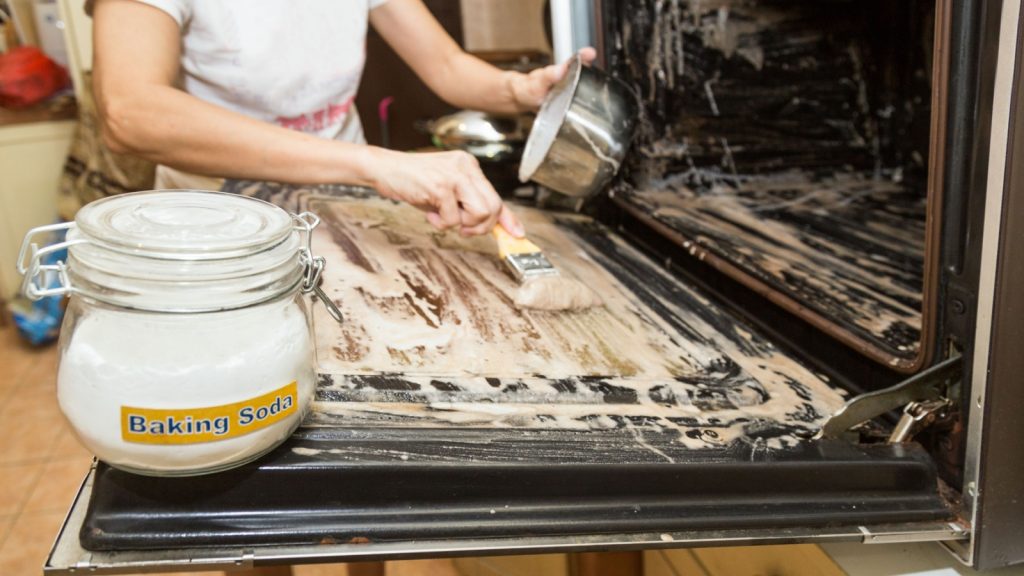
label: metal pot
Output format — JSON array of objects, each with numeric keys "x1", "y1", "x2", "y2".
[
  {"x1": 519, "y1": 55, "x2": 638, "y2": 198},
  {"x1": 424, "y1": 110, "x2": 531, "y2": 162}
]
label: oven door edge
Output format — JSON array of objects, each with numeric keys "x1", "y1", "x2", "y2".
[
  {"x1": 953, "y1": 0, "x2": 1024, "y2": 569},
  {"x1": 45, "y1": 466, "x2": 969, "y2": 575}
]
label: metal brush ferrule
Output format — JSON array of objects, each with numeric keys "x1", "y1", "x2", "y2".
[{"x1": 504, "y1": 253, "x2": 559, "y2": 282}]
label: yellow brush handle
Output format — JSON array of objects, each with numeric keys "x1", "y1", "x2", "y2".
[{"x1": 492, "y1": 225, "x2": 541, "y2": 259}]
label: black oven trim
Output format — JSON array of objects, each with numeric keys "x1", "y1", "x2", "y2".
[
  {"x1": 79, "y1": 433, "x2": 953, "y2": 552},
  {"x1": 940, "y1": 0, "x2": 998, "y2": 369}
]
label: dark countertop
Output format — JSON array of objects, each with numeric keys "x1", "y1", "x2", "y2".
[{"x1": 0, "y1": 94, "x2": 77, "y2": 127}]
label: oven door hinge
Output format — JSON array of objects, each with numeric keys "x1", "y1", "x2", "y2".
[
  {"x1": 887, "y1": 398, "x2": 953, "y2": 443},
  {"x1": 815, "y1": 356, "x2": 962, "y2": 440}
]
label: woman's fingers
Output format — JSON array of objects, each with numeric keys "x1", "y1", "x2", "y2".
[
  {"x1": 432, "y1": 182, "x2": 461, "y2": 230},
  {"x1": 578, "y1": 46, "x2": 597, "y2": 65},
  {"x1": 497, "y1": 204, "x2": 525, "y2": 238},
  {"x1": 546, "y1": 60, "x2": 569, "y2": 83},
  {"x1": 454, "y1": 177, "x2": 491, "y2": 233},
  {"x1": 515, "y1": 46, "x2": 599, "y2": 111},
  {"x1": 437, "y1": 151, "x2": 502, "y2": 237},
  {"x1": 547, "y1": 47, "x2": 597, "y2": 83},
  {"x1": 458, "y1": 165, "x2": 502, "y2": 236},
  {"x1": 376, "y1": 150, "x2": 506, "y2": 237}
]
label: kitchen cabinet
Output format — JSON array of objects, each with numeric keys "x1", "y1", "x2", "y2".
[
  {"x1": 0, "y1": 117, "x2": 75, "y2": 301},
  {"x1": 0, "y1": 0, "x2": 89, "y2": 303},
  {"x1": 644, "y1": 546, "x2": 846, "y2": 576},
  {"x1": 453, "y1": 554, "x2": 568, "y2": 576}
]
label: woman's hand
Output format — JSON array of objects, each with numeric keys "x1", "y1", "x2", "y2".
[
  {"x1": 367, "y1": 148, "x2": 525, "y2": 238},
  {"x1": 509, "y1": 48, "x2": 598, "y2": 112}
]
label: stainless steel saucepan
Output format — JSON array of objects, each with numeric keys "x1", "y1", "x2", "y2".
[
  {"x1": 518, "y1": 55, "x2": 638, "y2": 198},
  {"x1": 423, "y1": 110, "x2": 532, "y2": 162}
]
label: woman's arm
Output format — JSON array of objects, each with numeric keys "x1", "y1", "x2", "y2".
[
  {"x1": 92, "y1": 0, "x2": 521, "y2": 237},
  {"x1": 369, "y1": 0, "x2": 595, "y2": 115},
  {"x1": 93, "y1": 0, "x2": 379, "y2": 185}
]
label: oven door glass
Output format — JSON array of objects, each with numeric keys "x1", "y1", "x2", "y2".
[{"x1": 602, "y1": 0, "x2": 948, "y2": 374}]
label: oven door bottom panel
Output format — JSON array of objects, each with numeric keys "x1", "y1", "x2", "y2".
[{"x1": 79, "y1": 431, "x2": 952, "y2": 552}]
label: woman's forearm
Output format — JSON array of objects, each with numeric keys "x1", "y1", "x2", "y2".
[
  {"x1": 369, "y1": 0, "x2": 525, "y2": 116},
  {"x1": 369, "y1": 0, "x2": 593, "y2": 117},
  {"x1": 431, "y1": 51, "x2": 523, "y2": 115},
  {"x1": 98, "y1": 82, "x2": 524, "y2": 235},
  {"x1": 99, "y1": 83, "x2": 382, "y2": 185},
  {"x1": 94, "y1": 0, "x2": 388, "y2": 186}
]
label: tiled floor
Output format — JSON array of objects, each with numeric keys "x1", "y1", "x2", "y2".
[
  {"x1": 0, "y1": 324, "x2": 88, "y2": 576},
  {"x1": 0, "y1": 324, "x2": 459, "y2": 576}
]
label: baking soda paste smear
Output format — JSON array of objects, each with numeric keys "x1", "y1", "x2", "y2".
[{"x1": 18, "y1": 190, "x2": 323, "y2": 476}]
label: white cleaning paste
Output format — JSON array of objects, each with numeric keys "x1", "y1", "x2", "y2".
[{"x1": 57, "y1": 295, "x2": 315, "y2": 475}]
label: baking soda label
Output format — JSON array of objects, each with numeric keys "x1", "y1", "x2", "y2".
[{"x1": 120, "y1": 381, "x2": 298, "y2": 444}]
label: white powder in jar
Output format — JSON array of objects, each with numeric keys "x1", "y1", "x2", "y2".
[{"x1": 57, "y1": 294, "x2": 315, "y2": 475}]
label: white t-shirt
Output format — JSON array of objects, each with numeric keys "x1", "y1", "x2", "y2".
[{"x1": 136, "y1": 0, "x2": 388, "y2": 143}]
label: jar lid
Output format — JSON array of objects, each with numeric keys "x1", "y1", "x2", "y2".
[
  {"x1": 59, "y1": 190, "x2": 306, "y2": 312},
  {"x1": 75, "y1": 190, "x2": 295, "y2": 260}
]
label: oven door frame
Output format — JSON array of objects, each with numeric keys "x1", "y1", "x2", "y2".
[{"x1": 951, "y1": 0, "x2": 1024, "y2": 569}]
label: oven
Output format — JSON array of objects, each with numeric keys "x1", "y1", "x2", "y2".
[{"x1": 45, "y1": 0, "x2": 1024, "y2": 572}]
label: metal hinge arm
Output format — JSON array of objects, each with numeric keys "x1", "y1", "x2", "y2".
[{"x1": 816, "y1": 356, "x2": 962, "y2": 439}]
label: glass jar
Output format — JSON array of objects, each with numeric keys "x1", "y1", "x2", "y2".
[{"x1": 17, "y1": 190, "x2": 340, "y2": 476}]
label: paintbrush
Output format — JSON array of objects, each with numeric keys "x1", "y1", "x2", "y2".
[
  {"x1": 492, "y1": 224, "x2": 604, "y2": 310},
  {"x1": 492, "y1": 225, "x2": 560, "y2": 282}
]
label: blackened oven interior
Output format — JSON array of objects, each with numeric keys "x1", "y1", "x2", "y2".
[{"x1": 604, "y1": 0, "x2": 938, "y2": 371}]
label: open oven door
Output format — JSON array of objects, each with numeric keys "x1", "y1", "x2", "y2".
[{"x1": 44, "y1": 189, "x2": 962, "y2": 574}]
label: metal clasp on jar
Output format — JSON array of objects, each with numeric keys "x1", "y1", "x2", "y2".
[
  {"x1": 16, "y1": 222, "x2": 85, "y2": 300},
  {"x1": 293, "y1": 212, "x2": 344, "y2": 324}
]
